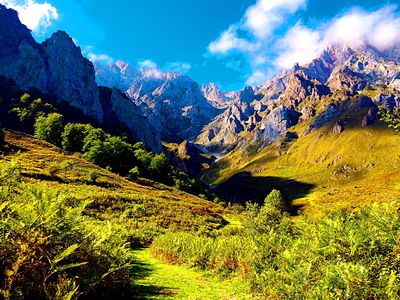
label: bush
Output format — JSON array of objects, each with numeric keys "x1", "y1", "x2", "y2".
[
  {"x1": 0, "y1": 165, "x2": 133, "y2": 298},
  {"x1": 34, "y1": 113, "x2": 64, "y2": 146},
  {"x1": 150, "y1": 153, "x2": 170, "y2": 182},
  {"x1": 83, "y1": 136, "x2": 135, "y2": 174},
  {"x1": 9, "y1": 94, "x2": 56, "y2": 132},
  {"x1": 87, "y1": 170, "x2": 100, "y2": 183},
  {"x1": 152, "y1": 203, "x2": 400, "y2": 299},
  {"x1": 61, "y1": 123, "x2": 93, "y2": 152},
  {"x1": 82, "y1": 128, "x2": 108, "y2": 153},
  {"x1": 128, "y1": 167, "x2": 140, "y2": 181},
  {"x1": 134, "y1": 149, "x2": 153, "y2": 171}
]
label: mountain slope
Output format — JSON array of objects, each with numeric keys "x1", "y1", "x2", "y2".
[
  {"x1": 94, "y1": 61, "x2": 223, "y2": 143},
  {"x1": 0, "y1": 4, "x2": 162, "y2": 152},
  {"x1": 1, "y1": 129, "x2": 225, "y2": 233},
  {"x1": 196, "y1": 44, "x2": 400, "y2": 152},
  {"x1": 206, "y1": 93, "x2": 400, "y2": 216}
]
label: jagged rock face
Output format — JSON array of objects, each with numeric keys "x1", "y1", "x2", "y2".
[
  {"x1": 327, "y1": 66, "x2": 367, "y2": 93},
  {"x1": 256, "y1": 106, "x2": 301, "y2": 143},
  {"x1": 280, "y1": 70, "x2": 331, "y2": 106},
  {"x1": 94, "y1": 60, "x2": 141, "y2": 91},
  {"x1": 309, "y1": 103, "x2": 343, "y2": 130},
  {"x1": 127, "y1": 73, "x2": 221, "y2": 142},
  {"x1": 42, "y1": 31, "x2": 102, "y2": 121},
  {"x1": 201, "y1": 82, "x2": 238, "y2": 108},
  {"x1": 332, "y1": 122, "x2": 345, "y2": 134},
  {"x1": 362, "y1": 107, "x2": 379, "y2": 127},
  {"x1": 196, "y1": 103, "x2": 247, "y2": 149},
  {"x1": 98, "y1": 87, "x2": 162, "y2": 152},
  {"x1": 0, "y1": 5, "x2": 48, "y2": 91},
  {"x1": 374, "y1": 93, "x2": 398, "y2": 110},
  {"x1": 0, "y1": 5, "x2": 103, "y2": 122}
]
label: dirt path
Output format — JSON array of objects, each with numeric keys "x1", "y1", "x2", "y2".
[{"x1": 131, "y1": 248, "x2": 252, "y2": 300}]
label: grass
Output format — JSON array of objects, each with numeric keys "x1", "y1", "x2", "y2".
[
  {"x1": 1, "y1": 130, "x2": 226, "y2": 238},
  {"x1": 133, "y1": 248, "x2": 252, "y2": 300}
]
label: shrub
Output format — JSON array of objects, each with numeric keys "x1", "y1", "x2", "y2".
[
  {"x1": 0, "y1": 176, "x2": 133, "y2": 298},
  {"x1": 82, "y1": 128, "x2": 108, "y2": 153},
  {"x1": 149, "y1": 153, "x2": 170, "y2": 182},
  {"x1": 152, "y1": 203, "x2": 400, "y2": 299},
  {"x1": 34, "y1": 113, "x2": 64, "y2": 146},
  {"x1": 0, "y1": 159, "x2": 22, "y2": 198},
  {"x1": 134, "y1": 149, "x2": 153, "y2": 170},
  {"x1": 61, "y1": 123, "x2": 93, "y2": 152},
  {"x1": 87, "y1": 170, "x2": 100, "y2": 183},
  {"x1": 9, "y1": 94, "x2": 56, "y2": 132},
  {"x1": 83, "y1": 136, "x2": 135, "y2": 174},
  {"x1": 128, "y1": 167, "x2": 140, "y2": 181}
]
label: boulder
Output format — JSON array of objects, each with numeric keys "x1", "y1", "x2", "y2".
[
  {"x1": 332, "y1": 122, "x2": 345, "y2": 134},
  {"x1": 362, "y1": 107, "x2": 379, "y2": 127},
  {"x1": 258, "y1": 106, "x2": 301, "y2": 143}
]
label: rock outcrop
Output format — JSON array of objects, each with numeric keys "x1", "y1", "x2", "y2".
[
  {"x1": 98, "y1": 87, "x2": 162, "y2": 152},
  {"x1": 42, "y1": 31, "x2": 102, "y2": 121},
  {"x1": 127, "y1": 73, "x2": 221, "y2": 142},
  {"x1": 257, "y1": 106, "x2": 301, "y2": 143},
  {"x1": 0, "y1": 4, "x2": 103, "y2": 122},
  {"x1": 201, "y1": 82, "x2": 238, "y2": 108}
]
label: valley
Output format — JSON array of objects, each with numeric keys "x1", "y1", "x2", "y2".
[{"x1": 1, "y1": 1, "x2": 400, "y2": 299}]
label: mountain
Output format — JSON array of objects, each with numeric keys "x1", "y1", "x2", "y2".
[
  {"x1": 0, "y1": 4, "x2": 162, "y2": 152},
  {"x1": 94, "y1": 61, "x2": 223, "y2": 142},
  {"x1": 94, "y1": 60, "x2": 141, "y2": 92},
  {"x1": 197, "y1": 44, "x2": 400, "y2": 152},
  {"x1": 0, "y1": 5, "x2": 102, "y2": 121},
  {"x1": 201, "y1": 82, "x2": 239, "y2": 108}
]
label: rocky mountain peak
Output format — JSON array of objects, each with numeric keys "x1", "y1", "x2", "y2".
[
  {"x1": 0, "y1": 4, "x2": 35, "y2": 53},
  {"x1": 201, "y1": 82, "x2": 238, "y2": 108}
]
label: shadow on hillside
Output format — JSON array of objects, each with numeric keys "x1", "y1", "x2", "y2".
[
  {"x1": 215, "y1": 172, "x2": 315, "y2": 215},
  {"x1": 81, "y1": 252, "x2": 173, "y2": 300},
  {"x1": 2, "y1": 143, "x2": 28, "y2": 154},
  {"x1": 129, "y1": 253, "x2": 175, "y2": 299}
]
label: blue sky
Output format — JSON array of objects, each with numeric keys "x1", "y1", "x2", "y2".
[{"x1": 1, "y1": 0, "x2": 399, "y2": 90}]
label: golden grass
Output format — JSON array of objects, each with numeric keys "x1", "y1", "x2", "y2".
[
  {"x1": 207, "y1": 121, "x2": 400, "y2": 217},
  {"x1": 1, "y1": 130, "x2": 226, "y2": 232}
]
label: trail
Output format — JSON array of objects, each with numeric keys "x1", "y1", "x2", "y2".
[{"x1": 131, "y1": 248, "x2": 252, "y2": 300}]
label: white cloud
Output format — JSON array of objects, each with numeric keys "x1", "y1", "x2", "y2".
[
  {"x1": 87, "y1": 52, "x2": 114, "y2": 64},
  {"x1": 207, "y1": 1, "x2": 400, "y2": 87},
  {"x1": 275, "y1": 6, "x2": 400, "y2": 69},
  {"x1": 207, "y1": 0, "x2": 307, "y2": 85},
  {"x1": 208, "y1": 25, "x2": 257, "y2": 54},
  {"x1": 166, "y1": 61, "x2": 192, "y2": 74},
  {"x1": 275, "y1": 23, "x2": 323, "y2": 69},
  {"x1": 138, "y1": 59, "x2": 164, "y2": 79},
  {"x1": 324, "y1": 6, "x2": 400, "y2": 51},
  {"x1": 246, "y1": 70, "x2": 269, "y2": 86},
  {"x1": 0, "y1": 0, "x2": 58, "y2": 33},
  {"x1": 244, "y1": 0, "x2": 306, "y2": 39}
]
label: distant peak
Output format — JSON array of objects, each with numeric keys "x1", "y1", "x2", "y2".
[{"x1": 44, "y1": 30, "x2": 77, "y2": 48}]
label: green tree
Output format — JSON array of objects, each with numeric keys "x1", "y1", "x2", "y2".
[
  {"x1": 134, "y1": 149, "x2": 154, "y2": 171},
  {"x1": 61, "y1": 123, "x2": 93, "y2": 152},
  {"x1": 83, "y1": 136, "x2": 135, "y2": 174},
  {"x1": 34, "y1": 113, "x2": 64, "y2": 146},
  {"x1": 128, "y1": 167, "x2": 140, "y2": 181},
  {"x1": 10, "y1": 94, "x2": 55, "y2": 132},
  {"x1": 82, "y1": 128, "x2": 108, "y2": 153},
  {"x1": 150, "y1": 153, "x2": 170, "y2": 181},
  {"x1": 379, "y1": 107, "x2": 400, "y2": 132}
]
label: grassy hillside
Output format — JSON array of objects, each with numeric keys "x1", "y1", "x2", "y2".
[
  {"x1": 1, "y1": 129, "x2": 225, "y2": 239},
  {"x1": 206, "y1": 101, "x2": 400, "y2": 217}
]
